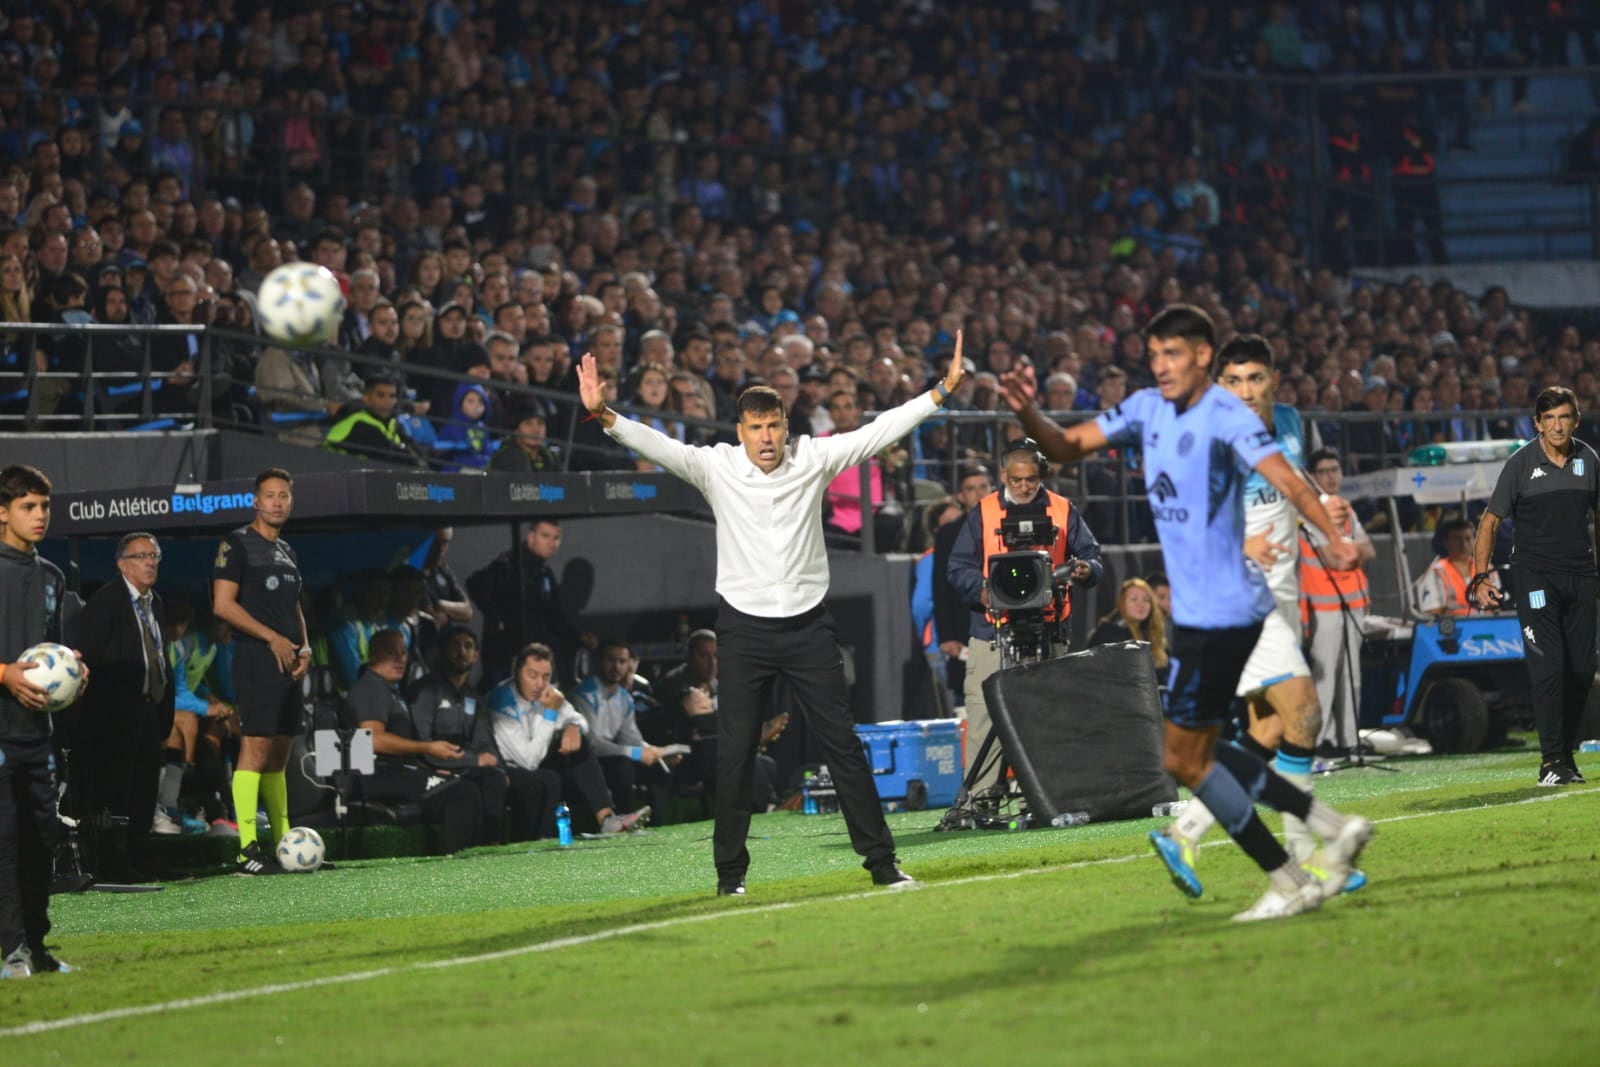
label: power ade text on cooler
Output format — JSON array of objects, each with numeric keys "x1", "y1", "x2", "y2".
[{"x1": 67, "y1": 492, "x2": 255, "y2": 522}]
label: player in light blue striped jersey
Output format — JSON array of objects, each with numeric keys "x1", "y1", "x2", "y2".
[
  {"x1": 1155, "y1": 335, "x2": 1366, "y2": 894},
  {"x1": 999, "y1": 306, "x2": 1374, "y2": 921}
]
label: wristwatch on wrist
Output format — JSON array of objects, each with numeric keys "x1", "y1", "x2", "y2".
[{"x1": 934, "y1": 381, "x2": 952, "y2": 402}]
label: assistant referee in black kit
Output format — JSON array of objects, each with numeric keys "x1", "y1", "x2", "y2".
[
  {"x1": 212, "y1": 468, "x2": 314, "y2": 873},
  {"x1": 578, "y1": 340, "x2": 964, "y2": 895},
  {"x1": 1474, "y1": 386, "x2": 1600, "y2": 786}
]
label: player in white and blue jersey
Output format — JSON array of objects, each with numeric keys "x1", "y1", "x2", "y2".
[
  {"x1": 998, "y1": 305, "x2": 1374, "y2": 922},
  {"x1": 1157, "y1": 335, "x2": 1365, "y2": 893}
]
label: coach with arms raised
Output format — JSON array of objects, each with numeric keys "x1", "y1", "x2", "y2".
[
  {"x1": 579, "y1": 337, "x2": 965, "y2": 895},
  {"x1": 1473, "y1": 385, "x2": 1600, "y2": 786}
]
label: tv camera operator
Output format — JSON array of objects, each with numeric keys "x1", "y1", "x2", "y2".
[{"x1": 947, "y1": 439, "x2": 1102, "y2": 809}]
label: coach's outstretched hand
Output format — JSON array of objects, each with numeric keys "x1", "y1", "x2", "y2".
[
  {"x1": 935, "y1": 331, "x2": 964, "y2": 403},
  {"x1": 576, "y1": 353, "x2": 614, "y2": 426}
]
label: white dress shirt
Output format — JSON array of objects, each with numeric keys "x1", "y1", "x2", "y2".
[{"x1": 605, "y1": 393, "x2": 939, "y2": 617}]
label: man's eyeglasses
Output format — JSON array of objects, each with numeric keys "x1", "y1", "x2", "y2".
[{"x1": 121, "y1": 551, "x2": 162, "y2": 562}]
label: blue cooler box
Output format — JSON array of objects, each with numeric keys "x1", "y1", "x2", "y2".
[{"x1": 855, "y1": 720, "x2": 962, "y2": 809}]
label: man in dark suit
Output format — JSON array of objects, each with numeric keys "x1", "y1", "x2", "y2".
[{"x1": 77, "y1": 531, "x2": 175, "y2": 882}]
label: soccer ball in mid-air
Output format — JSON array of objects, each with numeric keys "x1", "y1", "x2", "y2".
[
  {"x1": 256, "y1": 263, "x2": 346, "y2": 347},
  {"x1": 276, "y1": 827, "x2": 327, "y2": 872},
  {"x1": 19, "y1": 643, "x2": 84, "y2": 712}
]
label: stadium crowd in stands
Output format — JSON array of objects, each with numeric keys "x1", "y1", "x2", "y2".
[
  {"x1": 5, "y1": 0, "x2": 1597, "y2": 875},
  {"x1": 2, "y1": 0, "x2": 1598, "y2": 516}
]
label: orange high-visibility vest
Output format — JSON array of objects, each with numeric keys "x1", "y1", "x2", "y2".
[
  {"x1": 1299, "y1": 525, "x2": 1369, "y2": 621},
  {"x1": 979, "y1": 490, "x2": 1074, "y2": 626},
  {"x1": 1429, "y1": 557, "x2": 1473, "y2": 616}
]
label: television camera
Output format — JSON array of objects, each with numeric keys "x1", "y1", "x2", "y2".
[{"x1": 985, "y1": 511, "x2": 1079, "y2": 668}]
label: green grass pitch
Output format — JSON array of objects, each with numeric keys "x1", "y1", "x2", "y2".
[{"x1": 3, "y1": 748, "x2": 1597, "y2": 1065}]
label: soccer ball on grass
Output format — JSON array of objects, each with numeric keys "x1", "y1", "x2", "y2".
[
  {"x1": 276, "y1": 826, "x2": 327, "y2": 872},
  {"x1": 256, "y1": 263, "x2": 346, "y2": 347},
  {"x1": 19, "y1": 643, "x2": 85, "y2": 712}
]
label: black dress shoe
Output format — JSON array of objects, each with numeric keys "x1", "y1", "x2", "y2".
[
  {"x1": 870, "y1": 863, "x2": 917, "y2": 889},
  {"x1": 716, "y1": 881, "x2": 745, "y2": 897}
]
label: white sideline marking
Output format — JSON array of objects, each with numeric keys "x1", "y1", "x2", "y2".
[{"x1": 4, "y1": 786, "x2": 1595, "y2": 1039}]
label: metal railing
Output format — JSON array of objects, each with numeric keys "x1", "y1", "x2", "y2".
[
  {"x1": 0, "y1": 321, "x2": 1533, "y2": 547},
  {"x1": 0, "y1": 321, "x2": 210, "y2": 430}
]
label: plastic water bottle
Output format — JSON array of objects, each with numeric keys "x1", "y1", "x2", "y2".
[
  {"x1": 1151, "y1": 801, "x2": 1188, "y2": 818},
  {"x1": 802, "y1": 772, "x2": 818, "y2": 815},
  {"x1": 555, "y1": 803, "x2": 572, "y2": 846},
  {"x1": 1580, "y1": 740, "x2": 1600, "y2": 753},
  {"x1": 1050, "y1": 811, "x2": 1091, "y2": 827}
]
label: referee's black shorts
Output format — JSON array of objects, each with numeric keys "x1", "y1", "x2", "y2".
[
  {"x1": 233, "y1": 639, "x2": 304, "y2": 737},
  {"x1": 1164, "y1": 621, "x2": 1264, "y2": 729}
]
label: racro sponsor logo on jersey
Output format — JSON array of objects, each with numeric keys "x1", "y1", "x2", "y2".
[{"x1": 1148, "y1": 471, "x2": 1189, "y2": 522}]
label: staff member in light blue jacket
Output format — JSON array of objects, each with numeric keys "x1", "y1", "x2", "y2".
[
  {"x1": 573, "y1": 638, "x2": 664, "y2": 825},
  {"x1": 489, "y1": 643, "x2": 646, "y2": 835}
]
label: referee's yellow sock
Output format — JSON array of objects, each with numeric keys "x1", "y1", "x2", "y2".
[
  {"x1": 233, "y1": 770, "x2": 261, "y2": 855},
  {"x1": 260, "y1": 771, "x2": 289, "y2": 845}
]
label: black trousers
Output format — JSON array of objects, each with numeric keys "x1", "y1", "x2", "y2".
[
  {"x1": 714, "y1": 599, "x2": 894, "y2": 883},
  {"x1": 85, "y1": 697, "x2": 166, "y2": 873},
  {"x1": 455, "y1": 765, "x2": 509, "y2": 845},
  {"x1": 0, "y1": 738, "x2": 58, "y2": 957},
  {"x1": 1512, "y1": 566, "x2": 1598, "y2": 762},
  {"x1": 503, "y1": 765, "x2": 562, "y2": 840},
  {"x1": 540, "y1": 737, "x2": 616, "y2": 823},
  {"x1": 598, "y1": 754, "x2": 672, "y2": 816}
]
